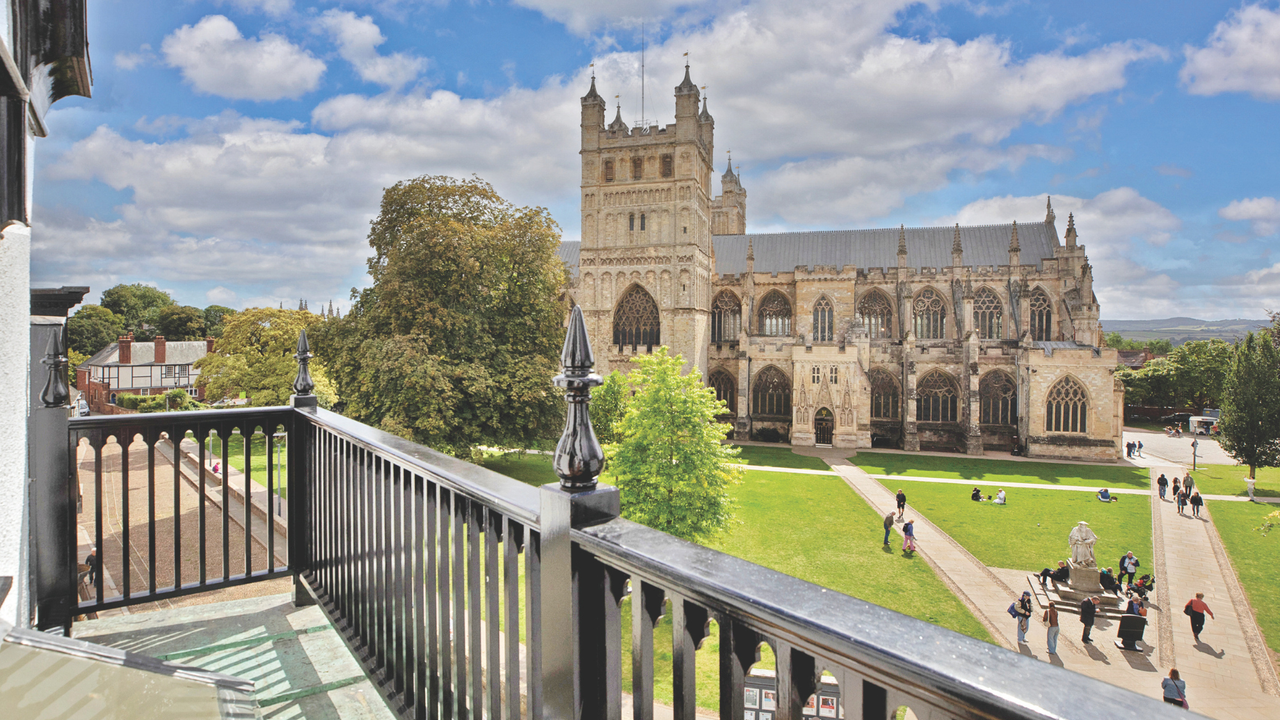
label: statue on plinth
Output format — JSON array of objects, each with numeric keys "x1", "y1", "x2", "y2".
[{"x1": 1069, "y1": 521, "x2": 1098, "y2": 568}]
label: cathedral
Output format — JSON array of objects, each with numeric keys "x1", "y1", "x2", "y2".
[{"x1": 558, "y1": 67, "x2": 1124, "y2": 461}]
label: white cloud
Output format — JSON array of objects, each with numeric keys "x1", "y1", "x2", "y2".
[
  {"x1": 316, "y1": 10, "x2": 427, "y2": 90},
  {"x1": 114, "y1": 44, "x2": 154, "y2": 70},
  {"x1": 512, "y1": 0, "x2": 719, "y2": 34},
  {"x1": 1220, "y1": 196, "x2": 1280, "y2": 236},
  {"x1": 161, "y1": 15, "x2": 326, "y2": 101},
  {"x1": 205, "y1": 286, "x2": 239, "y2": 305},
  {"x1": 940, "y1": 189, "x2": 1185, "y2": 318},
  {"x1": 1181, "y1": 4, "x2": 1280, "y2": 100}
]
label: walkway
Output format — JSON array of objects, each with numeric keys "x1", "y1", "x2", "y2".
[{"x1": 822, "y1": 452, "x2": 1280, "y2": 719}]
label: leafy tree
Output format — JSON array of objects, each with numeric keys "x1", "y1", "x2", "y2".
[
  {"x1": 203, "y1": 305, "x2": 236, "y2": 338},
  {"x1": 1169, "y1": 339, "x2": 1232, "y2": 410},
  {"x1": 605, "y1": 348, "x2": 741, "y2": 544},
  {"x1": 155, "y1": 305, "x2": 207, "y2": 341},
  {"x1": 590, "y1": 371, "x2": 629, "y2": 445},
  {"x1": 66, "y1": 304, "x2": 125, "y2": 355},
  {"x1": 1104, "y1": 332, "x2": 1172, "y2": 355},
  {"x1": 312, "y1": 175, "x2": 567, "y2": 458},
  {"x1": 1218, "y1": 331, "x2": 1280, "y2": 480},
  {"x1": 196, "y1": 307, "x2": 336, "y2": 408},
  {"x1": 67, "y1": 349, "x2": 89, "y2": 387},
  {"x1": 101, "y1": 283, "x2": 176, "y2": 339},
  {"x1": 1147, "y1": 338, "x2": 1174, "y2": 356}
]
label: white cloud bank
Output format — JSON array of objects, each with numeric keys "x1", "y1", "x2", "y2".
[
  {"x1": 162, "y1": 15, "x2": 326, "y2": 101},
  {"x1": 1181, "y1": 4, "x2": 1280, "y2": 100},
  {"x1": 1220, "y1": 196, "x2": 1280, "y2": 237},
  {"x1": 316, "y1": 10, "x2": 427, "y2": 90}
]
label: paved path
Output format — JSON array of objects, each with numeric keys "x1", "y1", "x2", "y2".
[{"x1": 824, "y1": 453, "x2": 1280, "y2": 719}]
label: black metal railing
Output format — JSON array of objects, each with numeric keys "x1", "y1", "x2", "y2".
[{"x1": 28, "y1": 313, "x2": 1190, "y2": 720}]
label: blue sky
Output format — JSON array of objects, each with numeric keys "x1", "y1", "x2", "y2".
[{"x1": 30, "y1": 0, "x2": 1280, "y2": 320}]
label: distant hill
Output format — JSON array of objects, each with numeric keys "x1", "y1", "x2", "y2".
[{"x1": 1100, "y1": 317, "x2": 1270, "y2": 345}]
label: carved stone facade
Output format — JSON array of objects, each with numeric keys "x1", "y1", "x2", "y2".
[{"x1": 567, "y1": 71, "x2": 1123, "y2": 461}]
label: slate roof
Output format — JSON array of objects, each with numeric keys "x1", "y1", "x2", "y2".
[
  {"x1": 80, "y1": 340, "x2": 210, "y2": 368},
  {"x1": 557, "y1": 221, "x2": 1059, "y2": 278}
]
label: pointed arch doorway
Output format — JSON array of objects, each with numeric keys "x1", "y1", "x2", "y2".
[{"x1": 814, "y1": 407, "x2": 835, "y2": 446}]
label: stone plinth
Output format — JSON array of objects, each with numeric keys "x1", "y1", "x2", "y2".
[{"x1": 1069, "y1": 563, "x2": 1102, "y2": 593}]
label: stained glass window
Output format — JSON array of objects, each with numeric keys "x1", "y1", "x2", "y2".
[
  {"x1": 973, "y1": 287, "x2": 1003, "y2": 340},
  {"x1": 1046, "y1": 376, "x2": 1088, "y2": 433},
  {"x1": 613, "y1": 285, "x2": 660, "y2": 348},
  {"x1": 752, "y1": 366, "x2": 791, "y2": 417},
  {"x1": 916, "y1": 371, "x2": 958, "y2": 422},
  {"x1": 913, "y1": 288, "x2": 946, "y2": 339},
  {"x1": 758, "y1": 292, "x2": 792, "y2": 337},
  {"x1": 979, "y1": 371, "x2": 1017, "y2": 425}
]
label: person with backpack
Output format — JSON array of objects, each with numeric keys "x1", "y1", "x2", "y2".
[
  {"x1": 1014, "y1": 591, "x2": 1033, "y2": 643},
  {"x1": 901, "y1": 519, "x2": 916, "y2": 553}
]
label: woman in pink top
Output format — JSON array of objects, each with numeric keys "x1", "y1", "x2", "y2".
[{"x1": 1185, "y1": 592, "x2": 1214, "y2": 642}]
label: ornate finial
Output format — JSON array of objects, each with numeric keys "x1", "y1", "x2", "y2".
[
  {"x1": 40, "y1": 328, "x2": 69, "y2": 408},
  {"x1": 293, "y1": 329, "x2": 315, "y2": 396},
  {"x1": 552, "y1": 306, "x2": 604, "y2": 490},
  {"x1": 952, "y1": 223, "x2": 963, "y2": 255},
  {"x1": 1009, "y1": 220, "x2": 1020, "y2": 252},
  {"x1": 897, "y1": 225, "x2": 907, "y2": 256},
  {"x1": 1045, "y1": 196, "x2": 1055, "y2": 224},
  {"x1": 583, "y1": 71, "x2": 601, "y2": 101},
  {"x1": 676, "y1": 63, "x2": 697, "y2": 93},
  {"x1": 1065, "y1": 212, "x2": 1078, "y2": 246}
]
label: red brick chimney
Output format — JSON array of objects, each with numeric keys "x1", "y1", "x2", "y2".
[
  {"x1": 154, "y1": 335, "x2": 166, "y2": 364},
  {"x1": 118, "y1": 333, "x2": 133, "y2": 364},
  {"x1": 206, "y1": 336, "x2": 216, "y2": 353}
]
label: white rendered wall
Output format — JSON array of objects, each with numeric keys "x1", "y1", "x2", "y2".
[{"x1": 0, "y1": 221, "x2": 31, "y2": 627}]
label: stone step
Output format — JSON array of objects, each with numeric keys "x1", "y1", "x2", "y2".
[{"x1": 1025, "y1": 574, "x2": 1128, "y2": 619}]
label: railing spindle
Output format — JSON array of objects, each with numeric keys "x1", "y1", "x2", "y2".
[
  {"x1": 440, "y1": 488, "x2": 454, "y2": 720},
  {"x1": 121, "y1": 435, "x2": 131, "y2": 600},
  {"x1": 720, "y1": 619, "x2": 759, "y2": 720},
  {"x1": 485, "y1": 509, "x2": 501, "y2": 720},
  {"x1": 672, "y1": 597, "x2": 708, "y2": 720},
  {"x1": 173, "y1": 429, "x2": 182, "y2": 590},
  {"x1": 147, "y1": 431, "x2": 157, "y2": 596},
  {"x1": 220, "y1": 428, "x2": 229, "y2": 582},
  {"x1": 266, "y1": 429, "x2": 274, "y2": 570},
  {"x1": 395, "y1": 463, "x2": 408, "y2": 699},
  {"x1": 632, "y1": 581, "x2": 664, "y2": 720},
  {"x1": 428, "y1": 482, "x2": 441, "y2": 720},
  {"x1": 197, "y1": 427, "x2": 207, "y2": 586},
  {"x1": 453, "y1": 494, "x2": 468, "y2": 718},
  {"x1": 414, "y1": 474, "x2": 428, "y2": 720},
  {"x1": 503, "y1": 519, "x2": 521, "y2": 720},
  {"x1": 93, "y1": 441, "x2": 104, "y2": 602},
  {"x1": 525, "y1": 529, "x2": 542, "y2": 720},
  {"x1": 243, "y1": 427, "x2": 252, "y2": 579},
  {"x1": 468, "y1": 502, "x2": 483, "y2": 717}
]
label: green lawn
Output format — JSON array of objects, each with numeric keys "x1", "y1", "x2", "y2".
[
  {"x1": 203, "y1": 433, "x2": 289, "y2": 496},
  {"x1": 1188, "y1": 465, "x2": 1280, "y2": 499},
  {"x1": 617, "y1": 469, "x2": 993, "y2": 709},
  {"x1": 886, "y1": 479, "x2": 1152, "y2": 573},
  {"x1": 728, "y1": 444, "x2": 842, "y2": 471},
  {"x1": 853, "y1": 451, "x2": 1149, "y2": 489},
  {"x1": 479, "y1": 451, "x2": 558, "y2": 487},
  {"x1": 1210, "y1": 501, "x2": 1280, "y2": 653}
]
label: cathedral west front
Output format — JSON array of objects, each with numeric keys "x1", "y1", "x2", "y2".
[{"x1": 558, "y1": 67, "x2": 1124, "y2": 462}]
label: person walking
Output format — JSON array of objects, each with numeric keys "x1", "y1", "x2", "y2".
[
  {"x1": 1137, "y1": 440, "x2": 1144, "y2": 457},
  {"x1": 1172, "y1": 475, "x2": 1181, "y2": 499},
  {"x1": 1157, "y1": 473, "x2": 1168, "y2": 500},
  {"x1": 883, "y1": 512, "x2": 895, "y2": 546},
  {"x1": 1183, "y1": 472, "x2": 1195, "y2": 494},
  {"x1": 1080, "y1": 596, "x2": 1098, "y2": 643},
  {"x1": 1043, "y1": 601, "x2": 1060, "y2": 655},
  {"x1": 1162, "y1": 668, "x2": 1188, "y2": 708},
  {"x1": 1119, "y1": 551, "x2": 1140, "y2": 587},
  {"x1": 901, "y1": 519, "x2": 916, "y2": 553},
  {"x1": 1189, "y1": 491, "x2": 1203, "y2": 518},
  {"x1": 1016, "y1": 591, "x2": 1033, "y2": 644},
  {"x1": 1177, "y1": 489, "x2": 1188, "y2": 515},
  {"x1": 84, "y1": 547, "x2": 98, "y2": 586},
  {"x1": 895, "y1": 489, "x2": 907, "y2": 519},
  {"x1": 1185, "y1": 593, "x2": 1214, "y2": 643}
]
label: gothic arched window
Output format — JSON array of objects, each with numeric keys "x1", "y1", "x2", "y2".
[
  {"x1": 629, "y1": 213, "x2": 635, "y2": 231},
  {"x1": 661, "y1": 154, "x2": 674, "y2": 178},
  {"x1": 1046, "y1": 376, "x2": 1088, "y2": 433},
  {"x1": 913, "y1": 287, "x2": 947, "y2": 339},
  {"x1": 752, "y1": 366, "x2": 791, "y2": 417},
  {"x1": 758, "y1": 292, "x2": 792, "y2": 338},
  {"x1": 1030, "y1": 289, "x2": 1053, "y2": 342},
  {"x1": 979, "y1": 371, "x2": 1017, "y2": 426},
  {"x1": 711, "y1": 291, "x2": 741, "y2": 343},
  {"x1": 640, "y1": 213, "x2": 646, "y2": 231},
  {"x1": 710, "y1": 370, "x2": 736, "y2": 413},
  {"x1": 613, "y1": 285, "x2": 660, "y2": 348},
  {"x1": 604, "y1": 159, "x2": 615, "y2": 183},
  {"x1": 916, "y1": 371, "x2": 959, "y2": 422},
  {"x1": 812, "y1": 296, "x2": 834, "y2": 342},
  {"x1": 857, "y1": 291, "x2": 893, "y2": 339},
  {"x1": 632, "y1": 156, "x2": 643, "y2": 180},
  {"x1": 869, "y1": 369, "x2": 900, "y2": 419},
  {"x1": 973, "y1": 287, "x2": 1003, "y2": 340}
]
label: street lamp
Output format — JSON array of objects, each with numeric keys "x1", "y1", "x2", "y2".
[{"x1": 1191, "y1": 438, "x2": 1199, "y2": 471}]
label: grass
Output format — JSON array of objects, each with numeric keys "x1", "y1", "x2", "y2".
[
  {"x1": 1210, "y1": 501, "x2": 1280, "y2": 653},
  {"x1": 885, "y1": 479, "x2": 1152, "y2": 573},
  {"x1": 479, "y1": 451, "x2": 558, "y2": 487},
  {"x1": 618, "y1": 469, "x2": 994, "y2": 710},
  {"x1": 203, "y1": 433, "x2": 289, "y2": 496},
  {"x1": 727, "y1": 444, "x2": 842, "y2": 471},
  {"x1": 1187, "y1": 465, "x2": 1280, "y2": 499},
  {"x1": 853, "y1": 451, "x2": 1150, "y2": 489}
]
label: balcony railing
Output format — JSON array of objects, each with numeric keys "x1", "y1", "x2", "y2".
[{"x1": 26, "y1": 313, "x2": 1186, "y2": 720}]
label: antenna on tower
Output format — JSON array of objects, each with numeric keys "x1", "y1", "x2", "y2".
[{"x1": 640, "y1": 22, "x2": 646, "y2": 129}]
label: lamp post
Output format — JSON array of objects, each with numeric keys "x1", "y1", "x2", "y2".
[{"x1": 1191, "y1": 438, "x2": 1199, "y2": 471}]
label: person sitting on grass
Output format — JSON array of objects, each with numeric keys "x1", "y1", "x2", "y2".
[
  {"x1": 994, "y1": 489, "x2": 1007, "y2": 505},
  {"x1": 1097, "y1": 488, "x2": 1116, "y2": 502},
  {"x1": 971, "y1": 487, "x2": 985, "y2": 502}
]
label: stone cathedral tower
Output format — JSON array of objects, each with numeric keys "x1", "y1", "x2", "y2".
[{"x1": 576, "y1": 67, "x2": 717, "y2": 376}]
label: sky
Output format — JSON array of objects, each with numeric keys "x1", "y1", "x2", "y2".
[{"x1": 29, "y1": 0, "x2": 1280, "y2": 320}]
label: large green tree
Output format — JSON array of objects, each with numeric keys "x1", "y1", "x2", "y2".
[
  {"x1": 590, "y1": 371, "x2": 629, "y2": 445},
  {"x1": 101, "y1": 283, "x2": 176, "y2": 339},
  {"x1": 312, "y1": 175, "x2": 567, "y2": 458},
  {"x1": 155, "y1": 305, "x2": 207, "y2": 340},
  {"x1": 1170, "y1": 339, "x2": 1232, "y2": 410},
  {"x1": 195, "y1": 307, "x2": 336, "y2": 407},
  {"x1": 1218, "y1": 331, "x2": 1280, "y2": 480},
  {"x1": 605, "y1": 348, "x2": 741, "y2": 544},
  {"x1": 203, "y1": 305, "x2": 236, "y2": 338},
  {"x1": 66, "y1": 304, "x2": 125, "y2": 355}
]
